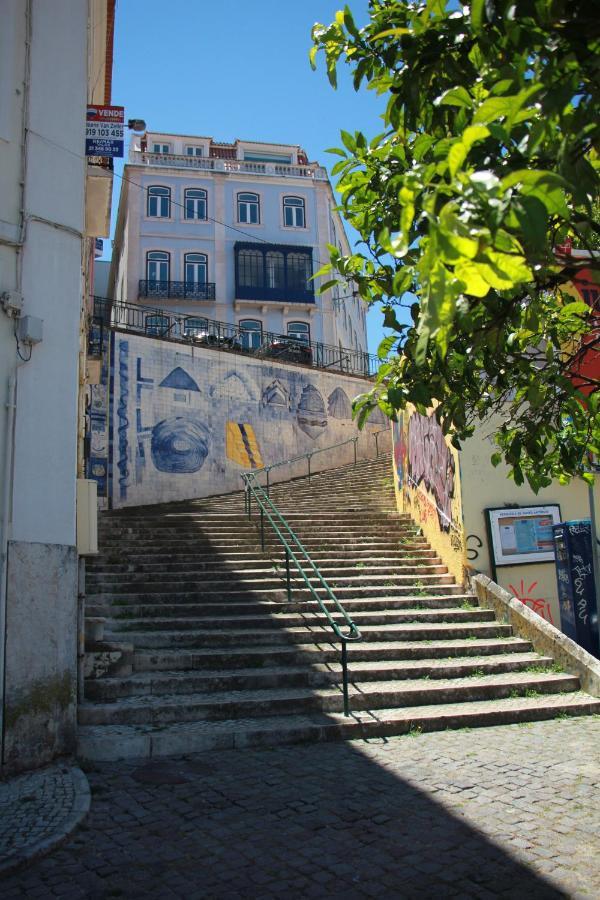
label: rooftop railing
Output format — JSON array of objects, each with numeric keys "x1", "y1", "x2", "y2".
[
  {"x1": 131, "y1": 150, "x2": 328, "y2": 180},
  {"x1": 92, "y1": 297, "x2": 379, "y2": 379}
]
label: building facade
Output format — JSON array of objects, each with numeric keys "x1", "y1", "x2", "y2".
[
  {"x1": 109, "y1": 132, "x2": 368, "y2": 357},
  {"x1": 0, "y1": 0, "x2": 115, "y2": 774}
]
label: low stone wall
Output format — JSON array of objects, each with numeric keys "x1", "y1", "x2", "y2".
[{"x1": 472, "y1": 574, "x2": 600, "y2": 698}]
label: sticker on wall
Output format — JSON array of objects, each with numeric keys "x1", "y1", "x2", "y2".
[
  {"x1": 151, "y1": 415, "x2": 210, "y2": 474},
  {"x1": 327, "y1": 387, "x2": 352, "y2": 420},
  {"x1": 262, "y1": 379, "x2": 290, "y2": 409},
  {"x1": 297, "y1": 384, "x2": 327, "y2": 439},
  {"x1": 226, "y1": 421, "x2": 264, "y2": 469}
]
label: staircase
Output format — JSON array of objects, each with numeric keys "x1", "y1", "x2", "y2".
[{"x1": 79, "y1": 454, "x2": 600, "y2": 760}]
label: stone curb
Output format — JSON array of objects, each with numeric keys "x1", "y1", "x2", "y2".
[
  {"x1": 471, "y1": 573, "x2": 600, "y2": 697},
  {"x1": 0, "y1": 764, "x2": 91, "y2": 877}
]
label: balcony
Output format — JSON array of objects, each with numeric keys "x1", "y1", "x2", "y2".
[
  {"x1": 234, "y1": 242, "x2": 315, "y2": 305},
  {"x1": 138, "y1": 280, "x2": 216, "y2": 301},
  {"x1": 130, "y1": 150, "x2": 328, "y2": 181}
]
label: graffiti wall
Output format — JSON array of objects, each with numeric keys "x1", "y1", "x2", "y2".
[
  {"x1": 392, "y1": 407, "x2": 465, "y2": 584},
  {"x1": 104, "y1": 332, "x2": 386, "y2": 508}
]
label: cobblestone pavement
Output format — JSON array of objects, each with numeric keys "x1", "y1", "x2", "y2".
[
  {"x1": 0, "y1": 763, "x2": 90, "y2": 875},
  {"x1": 1, "y1": 717, "x2": 599, "y2": 898}
]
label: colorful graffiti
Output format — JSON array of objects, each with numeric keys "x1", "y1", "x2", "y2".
[
  {"x1": 407, "y1": 412, "x2": 455, "y2": 532},
  {"x1": 508, "y1": 578, "x2": 555, "y2": 624}
]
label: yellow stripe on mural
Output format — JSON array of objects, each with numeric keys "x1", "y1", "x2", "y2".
[{"x1": 226, "y1": 421, "x2": 264, "y2": 469}]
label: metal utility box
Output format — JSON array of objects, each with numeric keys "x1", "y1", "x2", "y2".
[
  {"x1": 553, "y1": 520, "x2": 599, "y2": 658},
  {"x1": 77, "y1": 478, "x2": 98, "y2": 555}
]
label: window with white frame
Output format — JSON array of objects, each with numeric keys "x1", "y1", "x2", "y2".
[
  {"x1": 184, "y1": 188, "x2": 207, "y2": 220},
  {"x1": 152, "y1": 143, "x2": 170, "y2": 154},
  {"x1": 287, "y1": 321, "x2": 310, "y2": 344},
  {"x1": 239, "y1": 319, "x2": 262, "y2": 351},
  {"x1": 147, "y1": 186, "x2": 171, "y2": 217},
  {"x1": 145, "y1": 314, "x2": 170, "y2": 336},
  {"x1": 237, "y1": 192, "x2": 260, "y2": 224},
  {"x1": 184, "y1": 253, "x2": 207, "y2": 285},
  {"x1": 283, "y1": 196, "x2": 306, "y2": 228},
  {"x1": 146, "y1": 251, "x2": 170, "y2": 285},
  {"x1": 185, "y1": 145, "x2": 203, "y2": 157},
  {"x1": 184, "y1": 317, "x2": 208, "y2": 337}
]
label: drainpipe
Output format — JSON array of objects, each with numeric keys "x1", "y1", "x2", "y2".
[{"x1": 0, "y1": 374, "x2": 17, "y2": 765}]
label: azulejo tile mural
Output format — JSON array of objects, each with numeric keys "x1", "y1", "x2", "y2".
[{"x1": 105, "y1": 334, "x2": 383, "y2": 508}]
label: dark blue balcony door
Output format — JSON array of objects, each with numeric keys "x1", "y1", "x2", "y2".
[{"x1": 185, "y1": 254, "x2": 207, "y2": 286}]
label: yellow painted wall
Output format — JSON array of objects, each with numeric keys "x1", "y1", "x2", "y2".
[
  {"x1": 460, "y1": 424, "x2": 600, "y2": 629},
  {"x1": 391, "y1": 409, "x2": 466, "y2": 585}
]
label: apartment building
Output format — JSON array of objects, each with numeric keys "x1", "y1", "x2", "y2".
[{"x1": 109, "y1": 132, "x2": 368, "y2": 356}]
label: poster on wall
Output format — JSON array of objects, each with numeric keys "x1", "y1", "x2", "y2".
[{"x1": 486, "y1": 505, "x2": 562, "y2": 567}]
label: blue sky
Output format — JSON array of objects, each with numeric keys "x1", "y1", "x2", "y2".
[{"x1": 107, "y1": 0, "x2": 393, "y2": 353}]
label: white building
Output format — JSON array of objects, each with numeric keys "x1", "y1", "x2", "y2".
[
  {"x1": 0, "y1": 0, "x2": 115, "y2": 774},
  {"x1": 109, "y1": 132, "x2": 368, "y2": 358}
]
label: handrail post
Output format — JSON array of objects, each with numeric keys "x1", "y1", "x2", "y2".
[
  {"x1": 375, "y1": 432, "x2": 380, "y2": 458},
  {"x1": 266, "y1": 468, "x2": 270, "y2": 497},
  {"x1": 285, "y1": 550, "x2": 291, "y2": 602},
  {"x1": 341, "y1": 641, "x2": 350, "y2": 717},
  {"x1": 260, "y1": 508, "x2": 265, "y2": 550},
  {"x1": 353, "y1": 438, "x2": 357, "y2": 468},
  {"x1": 307, "y1": 453, "x2": 311, "y2": 483},
  {"x1": 248, "y1": 487, "x2": 252, "y2": 520}
]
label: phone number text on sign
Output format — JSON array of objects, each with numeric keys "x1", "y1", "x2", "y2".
[{"x1": 86, "y1": 105, "x2": 124, "y2": 158}]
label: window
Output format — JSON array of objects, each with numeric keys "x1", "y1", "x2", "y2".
[
  {"x1": 237, "y1": 192, "x2": 260, "y2": 224},
  {"x1": 147, "y1": 186, "x2": 171, "y2": 218},
  {"x1": 146, "y1": 251, "x2": 170, "y2": 285},
  {"x1": 287, "y1": 321, "x2": 310, "y2": 344},
  {"x1": 184, "y1": 317, "x2": 208, "y2": 337},
  {"x1": 266, "y1": 251, "x2": 284, "y2": 290},
  {"x1": 238, "y1": 249, "x2": 264, "y2": 288},
  {"x1": 287, "y1": 252, "x2": 312, "y2": 291},
  {"x1": 283, "y1": 196, "x2": 306, "y2": 228},
  {"x1": 145, "y1": 314, "x2": 170, "y2": 336},
  {"x1": 186, "y1": 145, "x2": 203, "y2": 157},
  {"x1": 152, "y1": 143, "x2": 170, "y2": 154},
  {"x1": 184, "y1": 188, "x2": 207, "y2": 220},
  {"x1": 184, "y1": 253, "x2": 207, "y2": 285},
  {"x1": 239, "y1": 319, "x2": 262, "y2": 351}
]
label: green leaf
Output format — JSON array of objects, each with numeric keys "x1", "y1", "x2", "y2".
[
  {"x1": 454, "y1": 261, "x2": 490, "y2": 297},
  {"x1": 436, "y1": 86, "x2": 473, "y2": 109},
  {"x1": 371, "y1": 28, "x2": 410, "y2": 40},
  {"x1": 326, "y1": 147, "x2": 347, "y2": 157},
  {"x1": 472, "y1": 96, "x2": 518, "y2": 125},
  {"x1": 448, "y1": 142, "x2": 467, "y2": 178},
  {"x1": 377, "y1": 334, "x2": 398, "y2": 360}
]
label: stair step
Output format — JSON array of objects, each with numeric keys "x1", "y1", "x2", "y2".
[
  {"x1": 78, "y1": 672, "x2": 581, "y2": 725},
  {"x1": 103, "y1": 620, "x2": 515, "y2": 649},
  {"x1": 84, "y1": 653, "x2": 557, "y2": 700},
  {"x1": 131, "y1": 637, "x2": 536, "y2": 671}
]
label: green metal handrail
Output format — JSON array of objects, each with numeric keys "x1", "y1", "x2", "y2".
[{"x1": 240, "y1": 470, "x2": 362, "y2": 716}]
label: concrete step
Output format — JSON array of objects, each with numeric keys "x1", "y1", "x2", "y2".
[
  {"x1": 105, "y1": 608, "x2": 496, "y2": 634},
  {"x1": 84, "y1": 653, "x2": 557, "y2": 701},
  {"x1": 88, "y1": 585, "x2": 470, "y2": 604},
  {"x1": 77, "y1": 693, "x2": 600, "y2": 761},
  {"x1": 86, "y1": 596, "x2": 470, "y2": 618},
  {"x1": 86, "y1": 562, "x2": 449, "y2": 586},
  {"x1": 86, "y1": 571, "x2": 457, "y2": 596},
  {"x1": 102, "y1": 620, "x2": 515, "y2": 649},
  {"x1": 77, "y1": 672, "x2": 582, "y2": 726},
  {"x1": 131, "y1": 637, "x2": 536, "y2": 671}
]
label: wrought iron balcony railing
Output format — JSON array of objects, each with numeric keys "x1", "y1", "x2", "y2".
[
  {"x1": 92, "y1": 297, "x2": 379, "y2": 379},
  {"x1": 138, "y1": 280, "x2": 216, "y2": 301}
]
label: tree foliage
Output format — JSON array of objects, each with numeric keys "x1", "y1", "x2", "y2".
[{"x1": 311, "y1": 0, "x2": 600, "y2": 490}]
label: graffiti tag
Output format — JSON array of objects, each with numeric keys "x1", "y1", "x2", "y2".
[{"x1": 408, "y1": 413, "x2": 455, "y2": 532}]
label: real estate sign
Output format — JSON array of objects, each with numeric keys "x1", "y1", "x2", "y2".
[{"x1": 86, "y1": 105, "x2": 124, "y2": 157}]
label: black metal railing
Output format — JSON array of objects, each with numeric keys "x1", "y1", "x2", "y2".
[
  {"x1": 138, "y1": 280, "x2": 216, "y2": 301},
  {"x1": 241, "y1": 471, "x2": 362, "y2": 716},
  {"x1": 92, "y1": 297, "x2": 380, "y2": 378}
]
